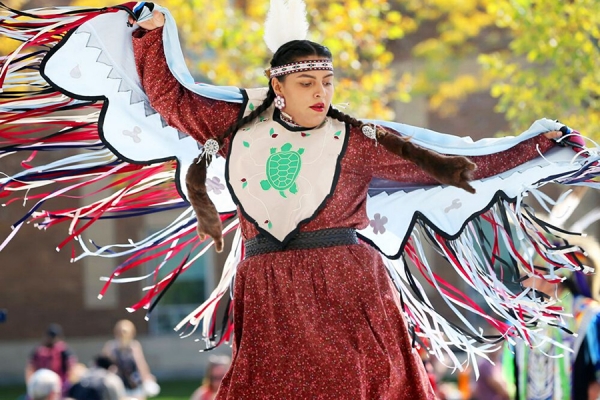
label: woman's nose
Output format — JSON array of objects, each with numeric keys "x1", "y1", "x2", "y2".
[{"x1": 315, "y1": 85, "x2": 325, "y2": 97}]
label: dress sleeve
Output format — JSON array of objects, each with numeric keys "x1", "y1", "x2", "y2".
[
  {"x1": 363, "y1": 126, "x2": 556, "y2": 184},
  {"x1": 132, "y1": 27, "x2": 242, "y2": 145}
]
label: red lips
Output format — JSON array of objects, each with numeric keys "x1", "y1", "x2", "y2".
[{"x1": 310, "y1": 103, "x2": 325, "y2": 112}]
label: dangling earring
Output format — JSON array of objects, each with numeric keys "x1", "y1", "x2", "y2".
[{"x1": 274, "y1": 94, "x2": 285, "y2": 110}]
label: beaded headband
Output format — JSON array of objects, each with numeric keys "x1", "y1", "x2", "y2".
[{"x1": 267, "y1": 59, "x2": 333, "y2": 78}]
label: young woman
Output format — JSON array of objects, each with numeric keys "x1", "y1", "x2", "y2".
[
  {"x1": 0, "y1": 2, "x2": 591, "y2": 399},
  {"x1": 128, "y1": 8, "x2": 563, "y2": 399}
]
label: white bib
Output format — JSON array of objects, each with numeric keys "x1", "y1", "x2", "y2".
[{"x1": 227, "y1": 88, "x2": 348, "y2": 245}]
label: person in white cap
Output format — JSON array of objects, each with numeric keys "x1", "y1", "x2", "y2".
[{"x1": 27, "y1": 369, "x2": 61, "y2": 400}]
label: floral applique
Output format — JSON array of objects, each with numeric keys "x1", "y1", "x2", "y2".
[
  {"x1": 369, "y1": 213, "x2": 388, "y2": 234},
  {"x1": 206, "y1": 177, "x2": 226, "y2": 195}
]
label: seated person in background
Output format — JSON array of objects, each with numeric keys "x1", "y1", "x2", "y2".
[
  {"x1": 103, "y1": 320, "x2": 156, "y2": 400},
  {"x1": 190, "y1": 355, "x2": 231, "y2": 400},
  {"x1": 27, "y1": 369, "x2": 61, "y2": 400},
  {"x1": 68, "y1": 355, "x2": 127, "y2": 400}
]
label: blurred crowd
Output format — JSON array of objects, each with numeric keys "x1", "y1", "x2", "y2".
[
  {"x1": 20, "y1": 321, "x2": 506, "y2": 400},
  {"x1": 422, "y1": 350, "x2": 507, "y2": 400},
  {"x1": 23, "y1": 320, "x2": 230, "y2": 400}
]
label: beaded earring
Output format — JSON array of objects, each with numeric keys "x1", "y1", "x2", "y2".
[{"x1": 274, "y1": 94, "x2": 285, "y2": 110}]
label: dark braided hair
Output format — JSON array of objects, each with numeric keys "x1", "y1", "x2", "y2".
[
  {"x1": 187, "y1": 39, "x2": 476, "y2": 250},
  {"x1": 327, "y1": 106, "x2": 366, "y2": 130},
  {"x1": 217, "y1": 39, "x2": 476, "y2": 193},
  {"x1": 217, "y1": 40, "x2": 333, "y2": 145}
]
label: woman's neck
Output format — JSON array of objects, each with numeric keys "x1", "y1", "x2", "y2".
[
  {"x1": 279, "y1": 109, "x2": 327, "y2": 129},
  {"x1": 280, "y1": 110, "x2": 301, "y2": 127}
]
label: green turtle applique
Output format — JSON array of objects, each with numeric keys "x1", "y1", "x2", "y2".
[{"x1": 260, "y1": 142, "x2": 304, "y2": 198}]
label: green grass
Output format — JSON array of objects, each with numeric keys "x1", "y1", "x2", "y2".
[
  {"x1": 153, "y1": 379, "x2": 201, "y2": 400},
  {"x1": 0, "y1": 385, "x2": 24, "y2": 400},
  {"x1": 0, "y1": 379, "x2": 200, "y2": 400}
]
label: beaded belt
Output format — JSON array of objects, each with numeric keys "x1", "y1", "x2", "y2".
[{"x1": 244, "y1": 227, "x2": 358, "y2": 258}]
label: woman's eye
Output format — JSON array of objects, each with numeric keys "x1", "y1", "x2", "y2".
[
  {"x1": 324, "y1": 82, "x2": 333, "y2": 86},
  {"x1": 300, "y1": 82, "x2": 311, "y2": 87}
]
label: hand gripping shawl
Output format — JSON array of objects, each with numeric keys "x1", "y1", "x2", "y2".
[{"x1": 1, "y1": 2, "x2": 600, "y2": 374}]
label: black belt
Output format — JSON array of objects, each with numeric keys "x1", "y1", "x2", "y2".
[{"x1": 244, "y1": 227, "x2": 359, "y2": 258}]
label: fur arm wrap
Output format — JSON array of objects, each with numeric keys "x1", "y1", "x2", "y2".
[
  {"x1": 377, "y1": 130, "x2": 477, "y2": 194},
  {"x1": 185, "y1": 157, "x2": 225, "y2": 252}
]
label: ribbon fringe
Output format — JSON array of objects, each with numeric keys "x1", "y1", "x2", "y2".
[{"x1": 3, "y1": 1, "x2": 600, "y2": 372}]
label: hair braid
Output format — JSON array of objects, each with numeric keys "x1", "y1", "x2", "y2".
[
  {"x1": 218, "y1": 88, "x2": 276, "y2": 145},
  {"x1": 327, "y1": 106, "x2": 477, "y2": 193},
  {"x1": 185, "y1": 87, "x2": 277, "y2": 250},
  {"x1": 327, "y1": 107, "x2": 362, "y2": 129},
  {"x1": 327, "y1": 106, "x2": 392, "y2": 139}
]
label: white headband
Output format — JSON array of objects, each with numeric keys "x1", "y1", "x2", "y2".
[{"x1": 268, "y1": 60, "x2": 334, "y2": 78}]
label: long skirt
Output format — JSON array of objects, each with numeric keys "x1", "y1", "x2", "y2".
[{"x1": 217, "y1": 243, "x2": 435, "y2": 399}]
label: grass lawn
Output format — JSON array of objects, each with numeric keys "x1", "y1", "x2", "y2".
[
  {"x1": 0, "y1": 379, "x2": 199, "y2": 400},
  {"x1": 154, "y1": 379, "x2": 200, "y2": 400}
]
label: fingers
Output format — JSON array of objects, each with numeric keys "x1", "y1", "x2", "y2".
[
  {"x1": 543, "y1": 130, "x2": 562, "y2": 140},
  {"x1": 129, "y1": 10, "x2": 165, "y2": 30},
  {"x1": 152, "y1": 10, "x2": 165, "y2": 27}
]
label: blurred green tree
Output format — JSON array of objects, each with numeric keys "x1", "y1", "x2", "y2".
[{"x1": 406, "y1": 0, "x2": 600, "y2": 137}]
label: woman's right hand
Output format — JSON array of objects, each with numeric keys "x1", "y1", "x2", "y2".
[{"x1": 128, "y1": 10, "x2": 165, "y2": 31}]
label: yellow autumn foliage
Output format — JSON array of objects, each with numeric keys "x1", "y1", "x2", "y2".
[
  {"x1": 0, "y1": 0, "x2": 26, "y2": 54},
  {"x1": 69, "y1": 0, "x2": 416, "y2": 120},
  {"x1": 409, "y1": 0, "x2": 600, "y2": 138}
]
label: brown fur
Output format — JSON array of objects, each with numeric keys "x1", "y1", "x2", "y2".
[
  {"x1": 185, "y1": 157, "x2": 224, "y2": 252},
  {"x1": 377, "y1": 130, "x2": 477, "y2": 194}
]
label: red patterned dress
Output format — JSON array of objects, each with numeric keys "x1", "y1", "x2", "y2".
[{"x1": 133, "y1": 28, "x2": 554, "y2": 399}]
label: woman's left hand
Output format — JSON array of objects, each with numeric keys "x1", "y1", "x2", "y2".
[
  {"x1": 545, "y1": 128, "x2": 587, "y2": 148},
  {"x1": 543, "y1": 130, "x2": 562, "y2": 139}
]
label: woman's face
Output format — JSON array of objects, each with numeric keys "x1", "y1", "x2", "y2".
[{"x1": 271, "y1": 59, "x2": 334, "y2": 128}]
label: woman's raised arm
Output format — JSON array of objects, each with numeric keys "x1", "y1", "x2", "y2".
[{"x1": 132, "y1": 12, "x2": 242, "y2": 146}]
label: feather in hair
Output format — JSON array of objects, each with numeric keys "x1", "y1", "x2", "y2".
[{"x1": 264, "y1": 0, "x2": 309, "y2": 53}]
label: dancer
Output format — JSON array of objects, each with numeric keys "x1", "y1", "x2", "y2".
[
  {"x1": 128, "y1": 4, "x2": 573, "y2": 397},
  {"x1": 0, "y1": 1, "x2": 597, "y2": 398},
  {"x1": 503, "y1": 234, "x2": 600, "y2": 400}
]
